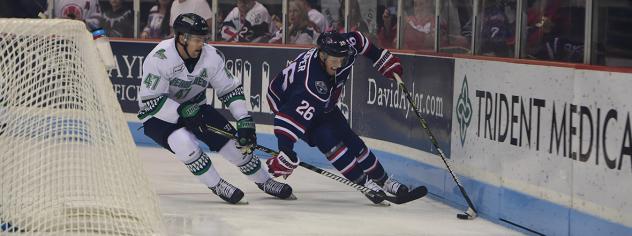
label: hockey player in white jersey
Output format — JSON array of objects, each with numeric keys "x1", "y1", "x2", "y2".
[
  {"x1": 220, "y1": 0, "x2": 275, "y2": 42},
  {"x1": 138, "y1": 13, "x2": 294, "y2": 204}
]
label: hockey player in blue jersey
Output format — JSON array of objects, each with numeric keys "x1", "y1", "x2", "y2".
[
  {"x1": 138, "y1": 13, "x2": 294, "y2": 204},
  {"x1": 265, "y1": 31, "x2": 413, "y2": 204}
]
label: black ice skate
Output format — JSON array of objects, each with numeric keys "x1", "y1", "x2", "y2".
[
  {"x1": 376, "y1": 176, "x2": 427, "y2": 205},
  {"x1": 363, "y1": 178, "x2": 388, "y2": 205},
  {"x1": 209, "y1": 179, "x2": 246, "y2": 204},
  {"x1": 382, "y1": 177, "x2": 410, "y2": 198},
  {"x1": 256, "y1": 178, "x2": 296, "y2": 200}
]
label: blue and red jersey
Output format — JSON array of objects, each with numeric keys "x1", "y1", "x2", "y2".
[{"x1": 266, "y1": 31, "x2": 386, "y2": 153}]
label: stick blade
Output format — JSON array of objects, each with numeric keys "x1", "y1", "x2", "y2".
[
  {"x1": 456, "y1": 208, "x2": 478, "y2": 220},
  {"x1": 385, "y1": 186, "x2": 427, "y2": 204}
]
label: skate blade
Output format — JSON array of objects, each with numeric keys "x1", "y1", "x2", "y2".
[
  {"x1": 283, "y1": 193, "x2": 298, "y2": 200},
  {"x1": 372, "y1": 201, "x2": 391, "y2": 207},
  {"x1": 233, "y1": 198, "x2": 249, "y2": 205}
]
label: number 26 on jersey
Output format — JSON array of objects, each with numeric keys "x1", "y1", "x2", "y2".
[{"x1": 296, "y1": 100, "x2": 314, "y2": 120}]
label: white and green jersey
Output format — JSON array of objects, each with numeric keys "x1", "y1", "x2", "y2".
[{"x1": 138, "y1": 38, "x2": 247, "y2": 123}]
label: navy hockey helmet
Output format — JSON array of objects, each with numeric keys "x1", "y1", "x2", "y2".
[
  {"x1": 173, "y1": 13, "x2": 209, "y2": 36},
  {"x1": 317, "y1": 31, "x2": 352, "y2": 58}
]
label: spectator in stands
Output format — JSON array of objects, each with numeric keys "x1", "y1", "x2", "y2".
[
  {"x1": 269, "y1": 0, "x2": 319, "y2": 45},
  {"x1": 377, "y1": 6, "x2": 397, "y2": 49},
  {"x1": 141, "y1": 0, "x2": 173, "y2": 39},
  {"x1": 100, "y1": 0, "x2": 134, "y2": 38},
  {"x1": 440, "y1": 0, "x2": 470, "y2": 53},
  {"x1": 299, "y1": 0, "x2": 328, "y2": 33},
  {"x1": 169, "y1": 0, "x2": 213, "y2": 35},
  {"x1": 0, "y1": 0, "x2": 47, "y2": 18},
  {"x1": 347, "y1": 0, "x2": 369, "y2": 34},
  {"x1": 53, "y1": 0, "x2": 102, "y2": 30},
  {"x1": 525, "y1": 0, "x2": 561, "y2": 47},
  {"x1": 336, "y1": 0, "x2": 375, "y2": 42},
  {"x1": 478, "y1": 0, "x2": 515, "y2": 57},
  {"x1": 402, "y1": 0, "x2": 446, "y2": 51},
  {"x1": 529, "y1": 6, "x2": 584, "y2": 62},
  {"x1": 221, "y1": 0, "x2": 275, "y2": 42},
  {"x1": 214, "y1": 7, "x2": 230, "y2": 40}
]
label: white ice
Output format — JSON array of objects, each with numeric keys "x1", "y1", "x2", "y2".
[{"x1": 139, "y1": 147, "x2": 524, "y2": 236}]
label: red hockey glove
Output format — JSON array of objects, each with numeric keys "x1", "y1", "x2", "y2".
[
  {"x1": 373, "y1": 50, "x2": 402, "y2": 80},
  {"x1": 266, "y1": 151, "x2": 299, "y2": 179}
]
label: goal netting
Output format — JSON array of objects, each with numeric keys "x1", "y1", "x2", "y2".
[{"x1": 0, "y1": 19, "x2": 164, "y2": 235}]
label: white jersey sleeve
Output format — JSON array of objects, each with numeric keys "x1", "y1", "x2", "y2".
[{"x1": 205, "y1": 49, "x2": 249, "y2": 120}]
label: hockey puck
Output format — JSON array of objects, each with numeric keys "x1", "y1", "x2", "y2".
[
  {"x1": 456, "y1": 213, "x2": 470, "y2": 220},
  {"x1": 456, "y1": 207, "x2": 477, "y2": 220}
]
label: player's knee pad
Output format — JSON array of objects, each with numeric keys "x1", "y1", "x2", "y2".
[
  {"x1": 166, "y1": 128, "x2": 212, "y2": 175},
  {"x1": 218, "y1": 140, "x2": 262, "y2": 176},
  {"x1": 167, "y1": 128, "x2": 200, "y2": 162}
]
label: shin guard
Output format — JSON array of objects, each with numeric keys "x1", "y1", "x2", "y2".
[
  {"x1": 325, "y1": 142, "x2": 365, "y2": 184},
  {"x1": 219, "y1": 140, "x2": 270, "y2": 183},
  {"x1": 168, "y1": 128, "x2": 221, "y2": 187},
  {"x1": 356, "y1": 147, "x2": 387, "y2": 184}
]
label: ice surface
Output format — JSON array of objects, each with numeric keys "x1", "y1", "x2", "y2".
[{"x1": 139, "y1": 147, "x2": 523, "y2": 236}]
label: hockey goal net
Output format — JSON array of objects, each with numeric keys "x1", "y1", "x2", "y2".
[{"x1": 0, "y1": 19, "x2": 163, "y2": 235}]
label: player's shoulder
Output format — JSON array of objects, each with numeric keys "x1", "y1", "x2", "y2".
[
  {"x1": 298, "y1": 48, "x2": 329, "y2": 103},
  {"x1": 344, "y1": 31, "x2": 368, "y2": 54},
  {"x1": 149, "y1": 38, "x2": 177, "y2": 59},
  {"x1": 145, "y1": 38, "x2": 179, "y2": 69},
  {"x1": 201, "y1": 44, "x2": 225, "y2": 64}
]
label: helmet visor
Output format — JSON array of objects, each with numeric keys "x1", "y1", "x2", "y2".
[{"x1": 185, "y1": 34, "x2": 210, "y2": 44}]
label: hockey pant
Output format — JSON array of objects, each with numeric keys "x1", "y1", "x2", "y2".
[{"x1": 143, "y1": 105, "x2": 269, "y2": 186}]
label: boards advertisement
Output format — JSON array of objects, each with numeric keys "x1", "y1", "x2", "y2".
[{"x1": 452, "y1": 58, "x2": 632, "y2": 235}]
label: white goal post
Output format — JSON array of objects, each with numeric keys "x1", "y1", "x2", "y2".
[{"x1": 0, "y1": 19, "x2": 163, "y2": 235}]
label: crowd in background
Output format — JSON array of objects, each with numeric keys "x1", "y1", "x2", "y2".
[{"x1": 1, "y1": 0, "x2": 630, "y2": 67}]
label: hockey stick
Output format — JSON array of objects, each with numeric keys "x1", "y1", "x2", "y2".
[
  {"x1": 205, "y1": 125, "x2": 426, "y2": 205},
  {"x1": 393, "y1": 74, "x2": 478, "y2": 220}
]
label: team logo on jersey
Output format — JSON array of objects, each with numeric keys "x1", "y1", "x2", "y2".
[
  {"x1": 200, "y1": 69, "x2": 208, "y2": 78},
  {"x1": 315, "y1": 81, "x2": 328, "y2": 94},
  {"x1": 154, "y1": 49, "x2": 167, "y2": 60},
  {"x1": 61, "y1": 4, "x2": 82, "y2": 20}
]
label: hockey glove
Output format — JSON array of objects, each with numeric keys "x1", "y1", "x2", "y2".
[
  {"x1": 266, "y1": 151, "x2": 299, "y2": 179},
  {"x1": 177, "y1": 101, "x2": 204, "y2": 132},
  {"x1": 373, "y1": 50, "x2": 402, "y2": 80},
  {"x1": 236, "y1": 116, "x2": 257, "y2": 155}
]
